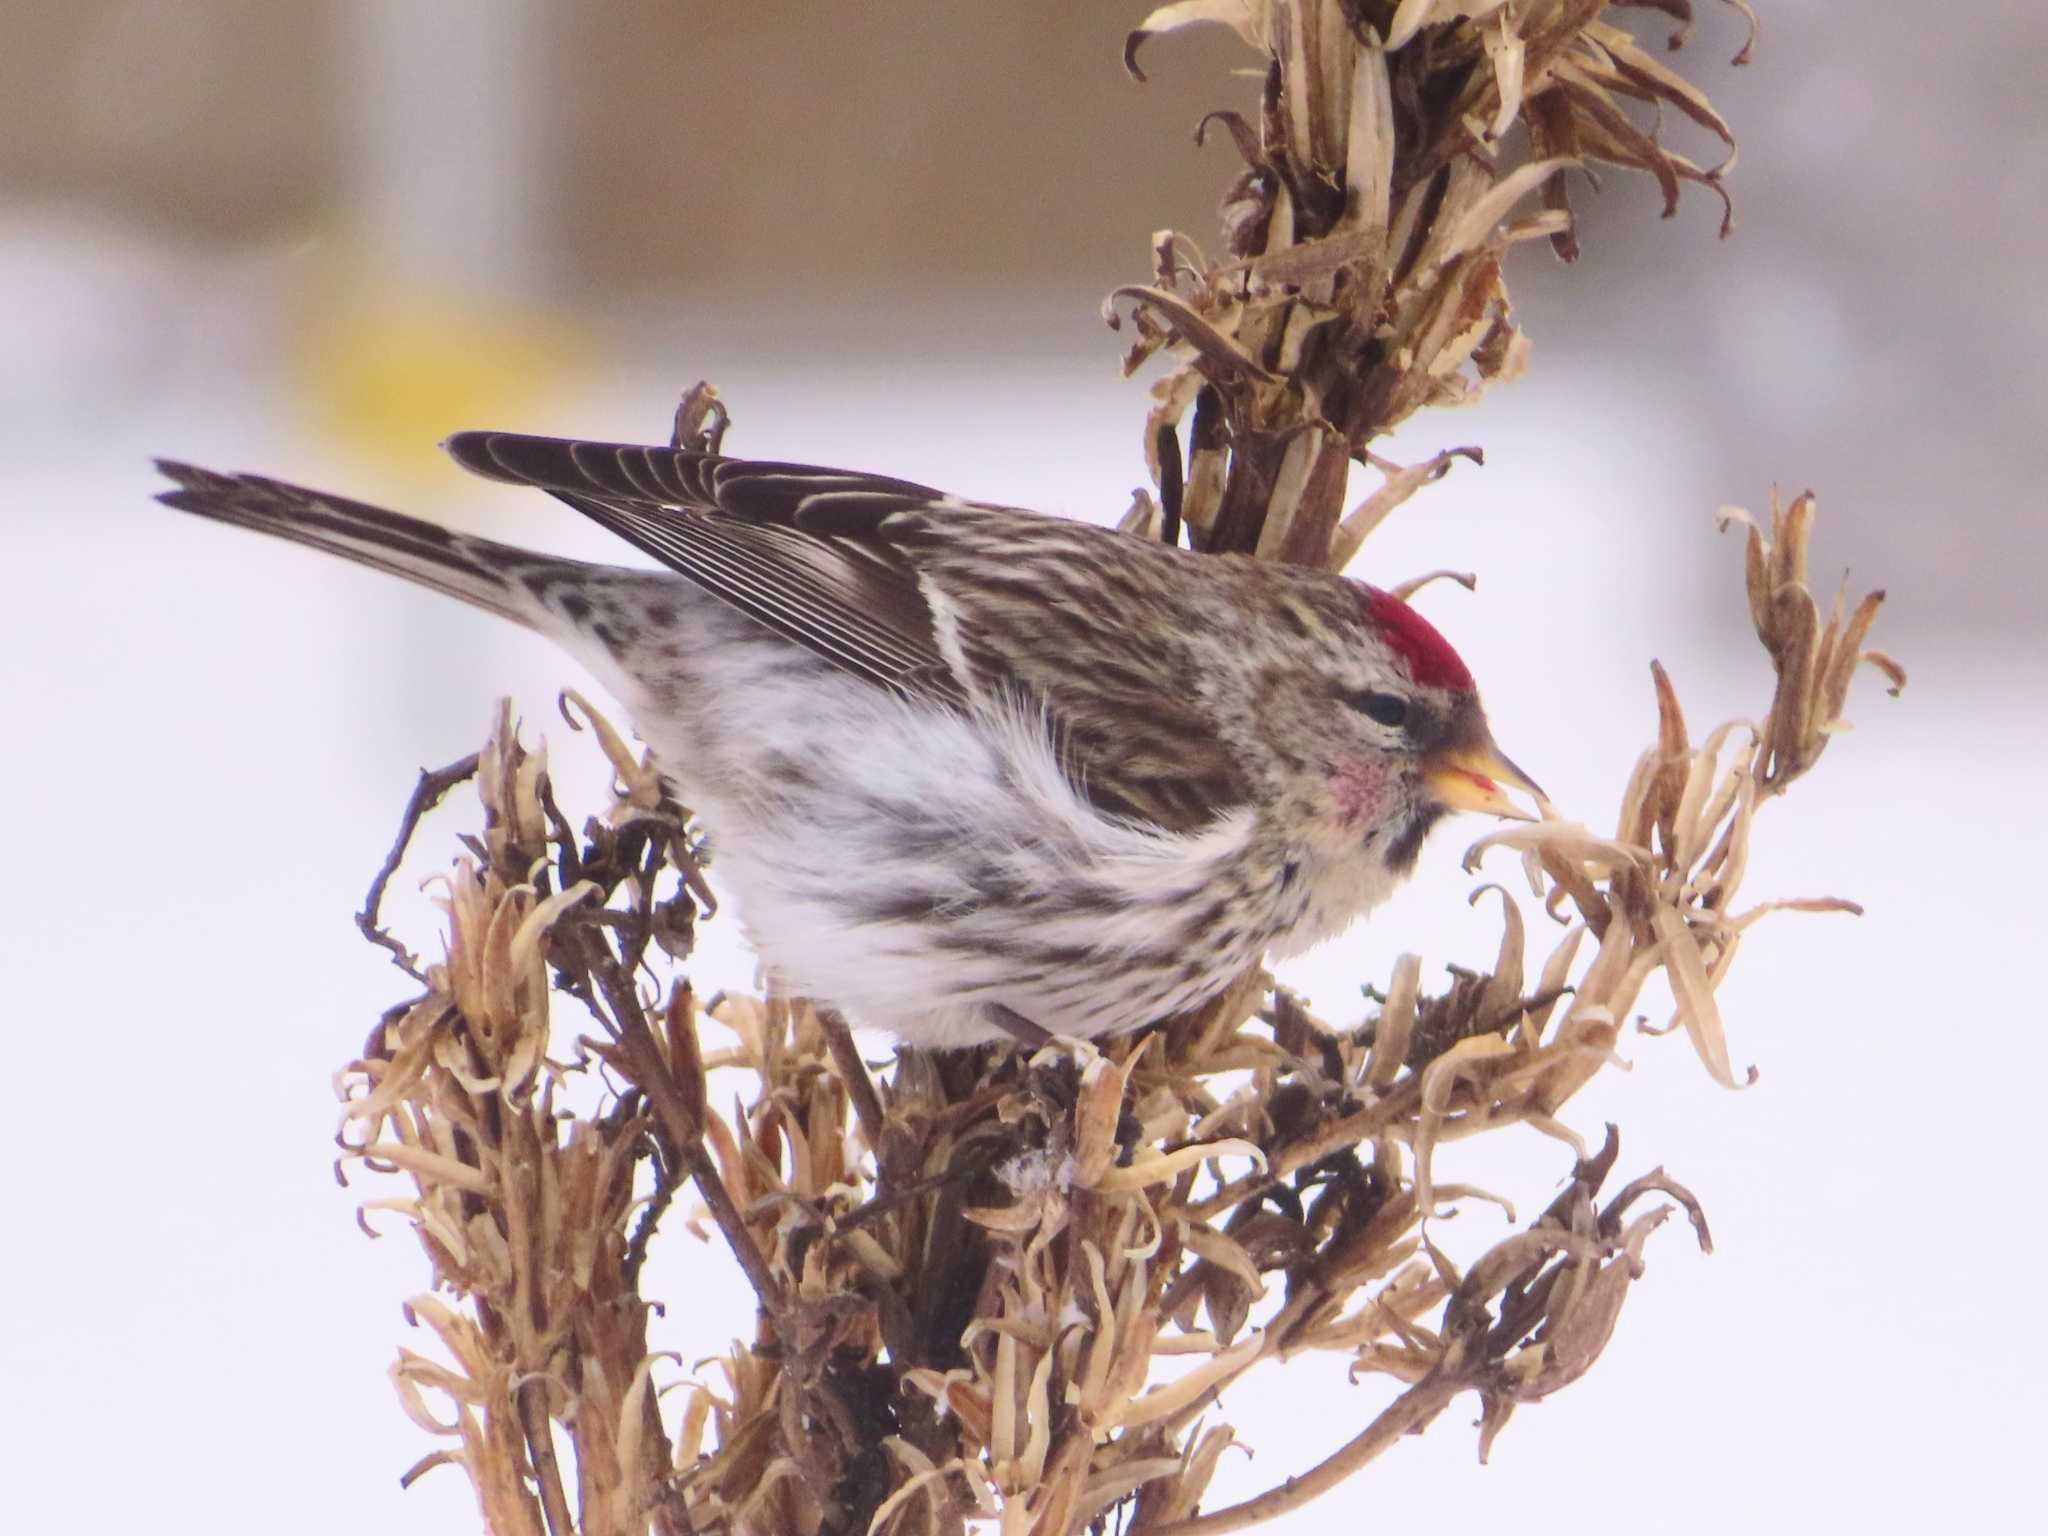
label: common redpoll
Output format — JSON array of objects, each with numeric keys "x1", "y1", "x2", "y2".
[{"x1": 156, "y1": 432, "x2": 1540, "y2": 1047}]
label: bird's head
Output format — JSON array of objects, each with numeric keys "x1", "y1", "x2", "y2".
[{"x1": 1238, "y1": 578, "x2": 1544, "y2": 874}]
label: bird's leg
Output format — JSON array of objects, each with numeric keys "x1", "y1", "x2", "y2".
[{"x1": 987, "y1": 1002, "x2": 1057, "y2": 1048}]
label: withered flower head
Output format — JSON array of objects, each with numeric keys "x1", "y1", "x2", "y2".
[{"x1": 323, "y1": 9, "x2": 1899, "y2": 1536}]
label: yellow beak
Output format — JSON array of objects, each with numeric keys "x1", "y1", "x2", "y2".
[{"x1": 1423, "y1": 737, "x2": 1546, "y2": 821}]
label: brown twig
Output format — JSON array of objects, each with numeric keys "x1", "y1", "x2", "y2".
[
  {"x1": 519, "y1": 1378, "x2": 578, "y2": 1536},
  {"x1": 1140, "y1": 1370, "x2": 1469, "y2": 1536},
  {"x1": 580, "y1": 929, "x2": 783, "y2": 1315},
  {"x1": 356, "y1": 752, "x2": 480, "y2": 979},
  {"x1": 821, "y1": 1009, "x2": 892, "y2": 1180}
]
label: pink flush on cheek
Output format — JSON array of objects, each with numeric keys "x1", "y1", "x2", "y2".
[
  {"x1": 1358, "y1": 586, "x2": 1473, "y2": 691},
  {"x1": 1330, "y1": 761, "x2": 1385, "y2": 829}
]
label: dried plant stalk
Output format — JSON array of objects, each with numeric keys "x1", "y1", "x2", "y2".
[
  {"x1": 1115, "y1": 0, "x2": 1754, "y2": 565},
  {"x1": 326, "y1": 7, "x2": 1905, "y2": 1536}
]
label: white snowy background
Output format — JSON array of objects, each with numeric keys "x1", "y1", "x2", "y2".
[{"x1": 2, "y1": 4, "x2": 2042, "y2": 1533}]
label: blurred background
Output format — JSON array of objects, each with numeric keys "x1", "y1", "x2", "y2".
[{"x1": 3, "y1": 3, "x2": 2042, "y2": 1532}]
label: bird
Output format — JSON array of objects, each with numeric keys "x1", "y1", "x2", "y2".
[{"x1": 155, "y1": 430, "x2": 1542, "y2": 1048}]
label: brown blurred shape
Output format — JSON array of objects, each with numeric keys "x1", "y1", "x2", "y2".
[{"x1": 6, "y1": 1, "x2": 1241, "y2": 297}]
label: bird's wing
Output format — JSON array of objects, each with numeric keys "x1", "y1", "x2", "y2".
[
  {"x1": 446, "y1": 431, "x2": 1249, "y2": 834},
  {"x1": 446, "y1": 431, "x2": 965, "y2": 704},
  {"x1": 893, "y1": 507, "x2": 1257, "y2": 837}
]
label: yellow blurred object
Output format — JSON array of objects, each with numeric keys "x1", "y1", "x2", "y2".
[{"x1": 298, "y1": 275, "x2": 572, "y2": 484}]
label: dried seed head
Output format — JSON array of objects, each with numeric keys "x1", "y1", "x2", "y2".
[{"x1": 323, "y1": 11, "x2": 1898, "y2": 1536}]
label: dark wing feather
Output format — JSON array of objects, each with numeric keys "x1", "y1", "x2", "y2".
[
  {"x1": 446, "y1": 431, "x2": 1250, "y2": 835},
  {"x1": 447, "y1": 431, "x2": 962, "y2": 704}
]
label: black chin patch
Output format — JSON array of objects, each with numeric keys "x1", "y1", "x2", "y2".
[{"x1": 1383, "y1": 805, "x2": 1448, "y2": 875}]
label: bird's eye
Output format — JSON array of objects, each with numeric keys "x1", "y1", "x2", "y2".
[{"x1": 1344, "y1": 690, "x2": 1410, "y2": 729}]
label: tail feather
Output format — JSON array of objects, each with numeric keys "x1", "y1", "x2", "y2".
[{"x1": 154, "y1": 459, "x2": 549, "y2": 628}]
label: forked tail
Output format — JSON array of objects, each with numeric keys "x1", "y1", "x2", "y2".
[{"x1": 154, "y1": 460, "x2": 553, "y2": 628}]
